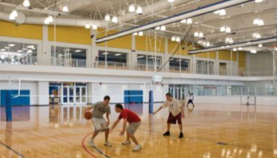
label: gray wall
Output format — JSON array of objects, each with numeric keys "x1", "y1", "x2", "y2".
[{"x1": 247, "y1": 51, "x2": 273, "y2": 73}]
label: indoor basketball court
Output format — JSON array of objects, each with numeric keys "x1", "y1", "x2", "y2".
[{"x1": 0, "y1": 0, "x2": 277, "y2": 158}]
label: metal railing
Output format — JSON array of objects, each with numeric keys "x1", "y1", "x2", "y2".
[
  {"x1": 0, "y1": 56, "x2": 37, "y2": 65},
  {"x1": 243, "y1": 71, "x2": 273, "y2": 77},
  {"x1": 51, "y1": 57, "x2": 86, "y2": 68},
  {"x1": 169, "y1": 66, "x2": 190, "y2": 73},
  {"x1": 96, "y1": 61, "x2": 127, "y2": 70}
]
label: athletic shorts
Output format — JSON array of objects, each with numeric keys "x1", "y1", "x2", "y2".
[
  {"x1": 167, "y1": 112, "x2": 182, "y2": 124},
  {"x1": 187, "y1": 99, "x2": 193, "y2": 104},
  {"x1": 92, "y1": 117, "x2": 109, "y2": 131},
  {"x1": 126, "y1": 122, "x2": 141, "y2": 134}
]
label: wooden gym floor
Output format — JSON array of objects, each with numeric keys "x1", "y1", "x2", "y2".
[{"x1": 0, "y1": 103, "x2": 276, "y2": 158}]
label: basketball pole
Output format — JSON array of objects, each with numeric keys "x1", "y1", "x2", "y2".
[{"x1": 6, "y1": 77, "x2": 12, "y2": 121}]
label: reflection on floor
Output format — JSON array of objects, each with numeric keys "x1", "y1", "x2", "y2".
[{"x1": 0, "y1": 104, "x2": 277, "y2": 158}]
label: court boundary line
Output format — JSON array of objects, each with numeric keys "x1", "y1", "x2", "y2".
[
  {"x1": 0, "y1": 141, "x2": 25, "y2": 158},
  {"x1": 81, "y1": 133, "x2": 98, "y2": 158}
]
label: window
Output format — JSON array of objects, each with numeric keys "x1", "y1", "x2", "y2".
[
  {"x1": 0, "y1": 41, "x2": 37, "y2": 65},
  {"x1": 169, "y1": 58, "x2": 190, "y2": 72},
  {"x1": 98, "y1": 50, "x2": 127, "y2": 69},
  {"x1": 137, "y1": 54, "x2": 162, "y2": 71},
  {"x1": 51, "y1": 46, "x2": 87, "y2": 67},
  {"x1": 196, "y1": 60, "x2": 214, "y2": 74}
]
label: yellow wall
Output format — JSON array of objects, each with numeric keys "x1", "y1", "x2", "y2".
[
  {"x1": 96, "y1": 29, "x2": 132, "y2": 50},
  {"x1": 0, "y1": 20, "x2": 43, "y2": 40},
  {"x1": 135, "y1": 35, "x2": 165, "y2": 53},
  {"x1": 168, "y1": 40, "x2": 188, "y2": 55},
  {"x1": 238, "y1": 51, "x2": 246, "y2": 69},
  {"x1": 48, "y1": 26, "x2": 91, "y2": 45}
]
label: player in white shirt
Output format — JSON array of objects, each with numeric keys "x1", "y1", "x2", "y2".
[
  {"x1": 153, "y1": 93, "x2": 185, "y2": 138},
  {"x1": 187, "y1": 91, "x2": 195, "y2": 107}
]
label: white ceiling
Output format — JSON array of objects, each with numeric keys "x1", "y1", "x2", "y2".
[{"x1": 0, "y1": 0, "x2": 276, "y2": 49}]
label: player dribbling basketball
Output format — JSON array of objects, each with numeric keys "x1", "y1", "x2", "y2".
[
  {"x1": 154, "y1": 93, "x2": 185, "y2": 138},
  {"x1": 86, "y1": 95, "x2": 112, "y2": 147}
]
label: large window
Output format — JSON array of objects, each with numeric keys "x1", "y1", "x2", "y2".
[
  {"x1": 196, "y1": 60, "x2": 214, "y2": 75},
  {"x1": 98, "y1": 50, "x2": 127, "y2": 69},
  {"x1": 169, "y1": 58, "x2": 190, "y2": 73},
  {"x1": 137, "y1": 54, "x2": 162, "y2": 71},
  {"x1": 0, "y1": 41, "x2": 37, "y2": 65},
  {"x1": 51, "y1": 46, "x2": 87, "y2": 68}
]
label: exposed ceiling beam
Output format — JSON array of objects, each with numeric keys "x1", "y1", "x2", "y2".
[
  {"x1": 188, "y1": 36, "x2": 277, "y2": 54},
  {"x1": 96, "y1": 0, "x2": 254, "y2": 43}
]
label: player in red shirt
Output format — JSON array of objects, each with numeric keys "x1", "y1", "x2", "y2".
[{"x1": 111, "y1": 103, "x2": 142, "y2": 152}]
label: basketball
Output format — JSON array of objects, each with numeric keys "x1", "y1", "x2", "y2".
[{"x1": 84, "y1": 111, "x2": 92, "y2": 120}]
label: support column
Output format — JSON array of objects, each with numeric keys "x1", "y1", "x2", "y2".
[
  {"x1": 231, "y1": 50, "x2": 233, "y2": 76},
  {"x1": 272, "y1": 51, "x2": 276, "y2": 91},
  {"x1": 130, "y1": 35, "x2": 136, "y2": 70},
  {"x1": 215, "y1": 51, "x2": 219, "y2": 75},
  {"x1": 191, "y1": 55, "x2": 196, "y2": 74},
  {"x1": 38, "y1": 81, "x2": 49, "y2": 105},
  {"x1": 87, "y1": 83, "x2": 93, "y2": 104},
  {"x1": 164, "y1": 38, "x2": 170, "y2": 72},
  {"x1": 91, "y1": 29, "x2": 97, "y2": 68},
  {"x1": 237, "y1": 51, "x2": 239, "y2": 76},
  {"x1": 41, "y1": 26, "x2": 51, "y2": 66}
]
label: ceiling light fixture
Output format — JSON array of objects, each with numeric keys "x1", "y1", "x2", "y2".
[
  {"x1": 238, "y1": 47, "x2": 242, "y2": 50},
  {"x1": 85, "y1": 24, "x2": 91, "y2": 29},
  {"x1": 171, "y1": 36, "x2": 176, "y2": 41},
  {"x1": 225, "y1": 37, "x2": 234, "y2": 44},
  {"x1": 253, "y1": 18, "x2": 264, "y2": 26},
  {"x1": 155, "y1": 26, "x2": 160, "y2": 30},
  {"x1": 255, "y1": 0, "x2": 263, "y2": 3},
  {"x1": 161, "y1": 26, "x2": 166, "y2": 31},
  {"x1": 233, "y1": 48, "x2": 237, "y2": 51},
  {"x1": 48, "y1": 15, "x2": 54, "y2": 23},
  {"x1": 129, "y1": 4, "x2": 135, "y2": 12},
  {"x1": 44, "y1": 17, "x2": 50, "y2": 25},
  {"x1": 214, "y1": 9, "x2": 226, "y2": 16},
  {"x1": 225, "y1": 27, "x2": 231, "y2": 33},
  {"x1": 104, "y1": 14, "x2": 111, "y2": 21},
  {"x1": 115, "y1": 53, "x2": 122, "y2": 56},
  {"x1": 112, "y1": 16, "x2": 118, "y2": 23},
  {"x1": 138, "y1": 31, "x2": 143, "y2": 36},
  {"x1": 199, "y1": 32, "x2": 204, "y2": 38},
  {"x1": 136, "y1": 6, "x2": 143, "y2": 14},
  {"x1": 250, "y1": 50, "x2": 257, "y2": 54},
  {"x1": 62, "y1": 5, "x2": 69, "y2": 12},
  {"x1": 168, "y1": 0, "x2": 175, "y2": 3},
  {"x1": 258, "y1": 44, "x2": 263, "y2": 48},
  {"x1": 92, "y1": 24, "x2": 98, "y2": 30},
  {"x1": 133, "y1": 32, "x2": 138, "y2": 36},
  {"x1": 9, "y1": 44, "x2": 15, "y2": 47},
  {"x1": 9, "y1": 10, "x2": 18, "y2": 20},
  {"x1": 186, "y1": 18, "x2": 193, "y2": 24},
  {"x1": 220, "y1": 26, "x2": 226, "y2": 32},
  {"x1": 75, "y1": 50, "x2": 82, "y2": 52},
  {"x1": 176, "y1": 37, "x2": 181, "y2": 42},
  {"x1": 252, "y1": 33, "x2": 261, "y2": 39},
  {"x1": 23, "y1": 0, "x2": 30, "y2": 7},
  {"x1": 180, "y1": 19, "x2": 187, "y2": 24}
]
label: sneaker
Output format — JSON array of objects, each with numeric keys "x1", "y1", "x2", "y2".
[
  {"x1": 89, "y1": 139, "x2": 95, "y2": 147},
  {"x1": 122, "y1": 140, "x2": 131, "y2": 145},
  {"x1": 132, "y1": 145, "x2": 142, "y2": 152},
  {"x1": 179, "y1": 132, "x2": 184, "y2": 138},
  {"x1": 104, "y1": 141, "x2": 112, "y2": 147},
  {"x1": 163, "y1": 131, "x2": 170, "y2": 136}
]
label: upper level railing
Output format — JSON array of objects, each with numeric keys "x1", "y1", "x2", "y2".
[{"x1": 1, "y1": 57, "x2": 275, "y2": 77}]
